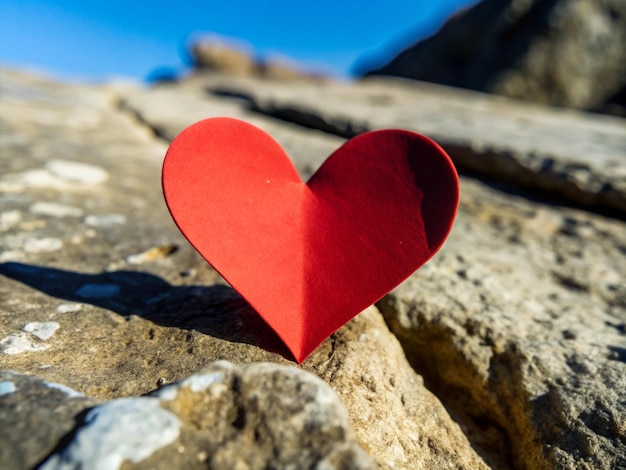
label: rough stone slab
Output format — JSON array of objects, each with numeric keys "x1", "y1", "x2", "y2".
[
  {"x1": 190, "y1": 74, "x2": 626, "y2": 216},
  {"x1": 362, "y1": 0, "x2": 626, "y2": 116},
  {"x1": 118, "y1": 83, "x2": 344, "y2": 180},
  {"x1": 38, "y1": 361, "x2": 376, "y2": 470},
  {"x1": 377, "y1": 175, "x2": 626, "y2": 469},
  {"x1": 0, "y1": 69, "x2": 487, "y2": 469},
  {"x1": 183, "y1": 72, "x2": 626, "y2": 467},
  {"x1": 0, "y1": 370, "x2": 98, "y2": 470},
  {"x1": 3, "y1": 67, "x2": 624, "y2": 469}
]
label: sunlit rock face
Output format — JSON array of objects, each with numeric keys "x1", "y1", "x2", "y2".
[
  {"x1": 0, "y1": 67, "x2": 624, "y2": 469},
  {"x1": 363, "y1": 0, "x2": 626, "y2": 117}
]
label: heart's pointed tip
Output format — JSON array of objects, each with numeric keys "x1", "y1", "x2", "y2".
[
  {"x1": 293, "y1": 352, "x2": 309, "y2": 365},
  {"x1": 283, "y1": 339, "x2": 317, "y2": 365},
  {"x1": 287, "y1": 346, "x2": 309, "y2": 365}
]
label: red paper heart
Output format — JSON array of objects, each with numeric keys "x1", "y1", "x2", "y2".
[{"x1": 163, "y1": 117, "x2": 459, "y2": 362}]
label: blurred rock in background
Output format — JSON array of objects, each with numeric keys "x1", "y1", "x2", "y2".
[
  {"x1": 188, "y1": 36, "x2": 327, "y2": 81},
  {"x1": 361, "y1": 0, "x2": 626, "y2": 116}
]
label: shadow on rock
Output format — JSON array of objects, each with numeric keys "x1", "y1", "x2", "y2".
[
  {"x1": 0, "y1": 262, "x2": 293, "y2": 360},
  {"x1": 608, "y1": 346, "x2": 626, "y2": 363}
]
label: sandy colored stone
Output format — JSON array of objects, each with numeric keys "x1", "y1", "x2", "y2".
[
  {"x1": 190, "y1": 39, "x2": 256, "y2": 76},
  {"x1": 0, "y1": 69, "x2": 487, "y2": 469},
  {"x1": 377, "y1": 176, "x2": 626, "y2": 469},
  {"x1": 38, "y1": 361, "x2": 375, "y2": 470},
  {"x1": 0, "y1": 371, "x2": 98, "y2": 470},
  {"x1": 1, "y1": 66, "x2": 624, "y2": 469},
  {"x1": 308, "y1": 307, "x2": 489, "y2": 469},
  {"x1": 188, "y1": 37, "x2": 325, "y2": 81},
  {"x1": 185, "y1": 73, "x2": 626, "y2": 216},
  {"x1": 363, "y1": 0, "x2": 626, "y2": 116}
]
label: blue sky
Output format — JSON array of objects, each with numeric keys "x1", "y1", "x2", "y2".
[{"x1": 1, "y1": 0, "x2": 476, "y2": 82}]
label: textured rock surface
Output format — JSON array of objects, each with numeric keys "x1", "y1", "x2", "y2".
[
  {"x1": 1, "y1": 66, "x2": 624, "y2": 469},
  {"x1": 378, "y1": 176, "x2": 626, "y2": 469},
  {"x1": 0, "y1": 68, "x2": 488, "y2": 469},
  {"x1": 0, "y1": 371, "x2": 98, "y2": 470},
  {"x1": 119, "y1": 83, "x2": 342, "y2": 179},
  {"x1": 189, "y1": 37, "x2": 323, "y2": 80},
  {"x1": 38, "y1": 361, "x2": 375, "y2": 470},
  {"x1": 363, "y1": 0, "x2": 626, "y2": 116},
  {"x1": 191, "y1": 39, "x2": 257, "y2": 76},
  {"x1": 120, "y1": 70, "x2": 626, "y2": 469},
  {"x1": 182, "y1": 74, "x2": 626, "y2": 217}
]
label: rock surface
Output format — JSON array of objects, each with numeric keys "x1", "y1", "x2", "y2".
[
  {"x1": 0, "y1": 68, "x2": 488, "y2": 469},
  {"x1": 0, "y1": 66, "x2": 625, "y2": 469},
  {"x1": 189, "y1": 37, "x2": 324, "y2": 81},
  {"x1": 37, "y1": 361, "x2": 375, "y2": 470},
  {"x1": 378, "y1": 176, "x2": 626, "y2": 469},
  {"x1": 0, "y1": 370, "x2": 98, "y2": 470},
  {"x1": 118, "y1": 83, "x2": 342, "y2": 180},
  {"x1": 176, "y1": 74, "x2": 626, "y2": 217},
  {"x1": 191, "y1": 39, "x2": 257, "y2": 76},
  {"x1": 363, "y1": 0, "x2": 626, "y2": 116}
]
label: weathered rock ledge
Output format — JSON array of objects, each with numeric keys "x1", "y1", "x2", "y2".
[
  {"x1": 183, "y1": 74, "x2": 626, "y2": 218},
  {"x1": 1, "y1": 68, "x2": 625, "y2": 469}
]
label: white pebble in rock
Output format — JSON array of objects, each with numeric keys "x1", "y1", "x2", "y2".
[
  {"x1": 75, "y1": 284, "x2": 120, "y2": 299},
  {"x1": 156, "y1": 362, "x2": 235, "y2": 401},
  {"x1": 24, "y1": 238, "x2": 63, "y2": 253},
  {"x1": 0, "y1": 250, "x2": 24, "y2": 262},
  {"x1": 0, "y1": 381, "x2": 16, "y2": 396},
  {"x1": 30, "y1": 202, "x2": 84, "y2": 218},
  {"x1": 84, "y1": 214, "x2": 126, "y2": 227},
  {"x1": 0, "y1": 210, "x2": 22, "y2": 231},
  {"x1": 39, "y1": 398, "x2": 181, "y2": 470},
  {"x1": 0, "y1": 333, "x2": 48, "y2": 355},
  {"x1": 44, "y1": 381, "x2": 85, "y2": 398},
  {"x1": 57, "y1": 303, "x2": 82, "y2": 314},
  {"x1": 46, "y1": 160, "x2": 109, "y2": 184},
  {"x1": 23, "y1": 321, "x2": 60, "y2": 340},
  {"x1": 0, "y1": 169, "x2": 57, "y2": 191},
  {"x1": 182, "y1": 371, "x2": 224, "y2": 393}
]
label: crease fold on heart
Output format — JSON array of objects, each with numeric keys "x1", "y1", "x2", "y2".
[{"x1": 163, "y1": 117, "x2": 459, "y2": 363}]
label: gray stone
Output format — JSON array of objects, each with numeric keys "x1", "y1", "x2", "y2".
[
  {"x1": 118, "y1": 83, "x2": 343, "y2": 180},
  {"x1": 189, "y1": 37, "x2": 325, "y2": 81},
  {"x1": 362, "y1": 0, "x2": 626, "y2": 116},
  {"x1": 1, "y1": 65, "x2": 624, "y2": 469},
  {"x1": 377, "y1": 176, "x2": 626, "y2": 469},
  {"x1": 38, "y1": 361, "x2": 375, "y2": 470},
  {"x1": 180, "y1": 74, "x2": 626, "y2": 217},
  {"x1": 151, "y1": 361, "x2": 376, "y2": 470},
  {"x1": 0, "y1": 68, "x2": 488, "y2": 469},
  {"x1": 40, "y1": 398, "x2": 182, "y2": 470},
  {"x1": 0, "y1": 371, "x2": 98, "y2": 470}
]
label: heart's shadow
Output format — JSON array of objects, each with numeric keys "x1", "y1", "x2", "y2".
[{"x1": 0, "y1": 262, "x2": 293, "y2": 360}]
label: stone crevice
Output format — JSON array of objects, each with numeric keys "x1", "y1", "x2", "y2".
[
  {"x1": 196, "y1": 79, "x2": 626, "y2": 220},
  {"x1": 114, "y1": 94, "x2": 173, "y2": 144},
  {"x1": 376, "y1": 298, "x2": 514, "y2": 469}
]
